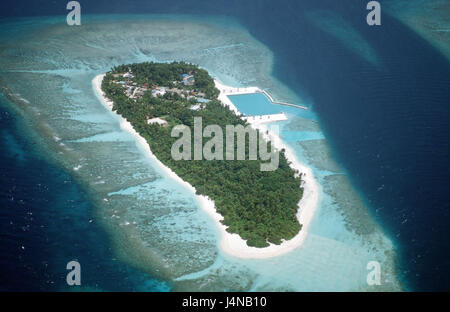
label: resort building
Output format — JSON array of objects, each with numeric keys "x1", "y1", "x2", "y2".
[
  {"x1": 152, "y1": 87, "x2": 166, "y2": 97},
  {"x1": 147, "y1": 117, "x2": 168, "y2": 126},
  {"x1": 181, "y1": 73, "x2": 195, "y2": 86}
]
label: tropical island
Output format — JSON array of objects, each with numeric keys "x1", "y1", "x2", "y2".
[{"x1": 98, "y1": 62, "x2": 304, "y2": 248}]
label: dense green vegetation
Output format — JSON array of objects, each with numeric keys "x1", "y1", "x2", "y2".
[
  {"x1": 102, "y1": 62, "x2": 303, "y2": 247},
  {"x1": 113, "y1": 62, "x2": 219, "y2": 99}
]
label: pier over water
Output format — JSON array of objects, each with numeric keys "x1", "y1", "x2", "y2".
[
  {"x1": 243, "y1": 113, "x2": 288, "y2": 124},
  {"x1": 260, "y1": 90, "x2": 308, "y2": 110},
  {"x1": 219, "y1": 84, "x2": 308, "y2": 110}
]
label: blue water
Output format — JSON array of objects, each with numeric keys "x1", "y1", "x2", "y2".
[
  {"x1": 0, "y1": 0, "x2": 449, "y2": 291},
  {"x1": 238, "y1": 2, "x2": 450, "y2": 291},
  {"x1": 228, "y1": 93, "x2": 283, "y2": 116},
  {"x1": 0, "y1": 96, "x2": 170, "y2": 291}
]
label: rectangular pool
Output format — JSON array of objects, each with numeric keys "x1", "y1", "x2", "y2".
[{"x1": 227, "y1": 92, "x2": 283, "y2": 116}]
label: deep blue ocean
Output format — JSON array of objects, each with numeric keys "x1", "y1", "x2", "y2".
[
  {"x1": 0, "y1": 96, "x2": 170, "y2": 291},
  {"x1": 0, "y1": 0, "x2": 449, "y2": 291}
]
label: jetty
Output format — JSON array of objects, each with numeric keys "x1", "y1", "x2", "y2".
[
  {"x1": 218, "y1": 84, "x2": 308, "y2": 110},
  {"x1": 243, "y1": 113, "x2": 288, "y2": 124},
  {"x1": 260, "y1": 90, "x2": 308, "y2": 110}
]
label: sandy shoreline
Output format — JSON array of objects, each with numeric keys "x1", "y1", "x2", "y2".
[{"x1": 92, "y1": 74, "x2": 319, "y2": 259}]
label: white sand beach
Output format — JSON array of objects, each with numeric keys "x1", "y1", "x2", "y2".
[
  {"x1": 215, "y1": 79, "x2": 320, "y2": 258},
  {"x1": 93, "y1": 74, "x2": 319, "y2": 259}
]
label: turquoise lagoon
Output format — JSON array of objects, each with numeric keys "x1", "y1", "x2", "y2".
[
  {"x1": 0, "y1": 14, "x2": 401, "y2": 291},
  {"x1": 227, "y1": 93, "x2": 282, "y2": 116}
]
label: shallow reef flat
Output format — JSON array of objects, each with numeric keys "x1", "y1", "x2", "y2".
[{"x1": 386, "y1": 0, "x2": 450, "y2": 62}]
